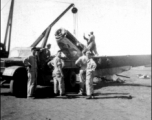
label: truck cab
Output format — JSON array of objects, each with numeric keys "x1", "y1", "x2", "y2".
[
  {"x1": 0, "y1": 46, "x2": 79, "y2": 97},
  {"x1": 0, "y1": 2, "x2": 81, "y2": 97}
]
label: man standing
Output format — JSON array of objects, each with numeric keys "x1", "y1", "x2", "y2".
[
  {"x1": 75, "y1": 51, "x2": 88, "y2": 95},
  {"x1": 83, "y1": 31, "x2": 98, "y2": 56},
  {"x1": 40, "y1": 43, "x2": 51, "y2": 62},
  {"x1": 38, "y1": 44, "x2": 51, "y2": 84},
  {"x1": 48, "y1": 50, "x2": 65, "y2": 96},
  {"x1": 46, "y1": 44, "x2": 51, "y2": 60},
  {"x1": 24, "y1": 48, "x2": 37, "y2": 99},
  {"x1": 85, "y1": 51, "x2": 97, "y2": 99}
]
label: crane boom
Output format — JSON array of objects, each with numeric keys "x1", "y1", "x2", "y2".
[
  {"x1": 30, "y1": 3, "x2": 75, "y2": 48},
  {"x1": 1, "y1": 0, "x2": 14, "y2": 58}
]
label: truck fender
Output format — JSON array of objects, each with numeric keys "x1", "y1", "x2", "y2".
[
  {"x1": 3, "y1": 66, "x2": 27, "y2": 97},
  {"x1": 2, "y1": 66, "x2": 26, "y2": 77}
]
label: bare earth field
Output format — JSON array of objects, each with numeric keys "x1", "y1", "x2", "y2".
[{"x1": 1, "y1": 66, "x2": 151, "y2": 120}]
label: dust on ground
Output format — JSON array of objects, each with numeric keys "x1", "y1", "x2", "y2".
[{"x1": 1, "y1": 66, "x2": 151, "y2": 120}]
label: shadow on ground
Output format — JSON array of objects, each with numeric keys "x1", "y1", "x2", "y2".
[
  {"x1": 92, "y1": 95, "x2": 133, "y2": 100},
  {"x1": 0, "y1": 85, "x2": 133, "y2": 100},
  {"x1": 34, "y1": 86, "x2": 54, "y2": 99},
  {"x1": 64, "y1": 92, "x2": 133, "y2": 100},
  {"x1": 93, "y1": 92, "x2": 133, "y2": 99},
  {"x1": 1, "y1": 80, "x2": 148, "y2": 99},
  {"x1": 94, "y1": 80, "x2": 151, "y2": 90}
]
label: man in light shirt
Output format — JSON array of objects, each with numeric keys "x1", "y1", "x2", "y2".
[
  {"x1": 48, "y1": 50, "x2": 65, "y2": 96},
  {"x1": 85, "y1": 51, "x2": 97, "y2": 99},
  {"x1": 46, "y1": 44, "x2": 51, "y2": 60},
  {"x1": 75, "y1": 51, "x2": 88, "y2": 95}
]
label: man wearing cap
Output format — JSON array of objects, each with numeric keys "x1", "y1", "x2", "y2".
[
  {"x1": 40, "y1": 44, "x2": 51, "y2": 62},
  {"x1": 83, "y1": 31, "x2": 98, "y2": 56},
  {"x1": 38, "y1": 44, "x2": 51, "y2": 84},
  {"x1": 48, "y1": 50, "x2": 65, "y2": 96},
  {"x1": 85, "y1": 51, "x2": 97, "y2": 99},
  {"x1": 24, "y1": 48, "x2": 37, "y2": 98},
  {"x1": 75, "y1": 51, "x2": 88, "y2": 95},
  {"x1": 46, "y1": 44, "x2": 51, "y2": 60}
]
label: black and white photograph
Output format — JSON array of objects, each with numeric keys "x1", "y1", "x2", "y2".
[{"x1": 1, "y1": 0, "x2": 151, "y2": 120}]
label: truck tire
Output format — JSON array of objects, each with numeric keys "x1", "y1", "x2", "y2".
[
  {"x1": 64, "y1": 70, "x2": 79, "y2": 92},
  {"x1": 10, "y1": 68, "x2": 27, "y2": 97},
  {"x1": 69, "y1": 71, "x2": 79, "y2": 92},
  {"x1": 10, "y1": 80, "x2": 15, "y2": 94},
  {"x1": 69, "y1": 72, "x2": 76, "y2": 88}
]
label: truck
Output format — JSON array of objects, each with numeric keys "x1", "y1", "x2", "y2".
[{"x1": 0, "y1": 1, "x2": 81, "y2": 97}]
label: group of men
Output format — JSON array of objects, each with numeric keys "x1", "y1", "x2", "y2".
[
  {"x1": 48, "y1": 49, "x2": 97, "y2": 99},
  {"x1": 75, "y1": 50, "x2": 97, "y2": 99},
  {"x1": 23, "y1": 31, "x2": 98, "y2": 99}
]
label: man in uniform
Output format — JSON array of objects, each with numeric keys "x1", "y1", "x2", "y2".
[
  {"x1": 38, "y1": 44, "x2": 51, "y2": 84},
  {"x1": 85, "y1": 51, "x2": 97, "y2": 99},
  {"x1": 24, "y1": 48, "x2": 37, "y2": 98},
  {"x1": 40, "y1": 43, "x2": 51, "y2": 62},
  {"x1": 46, "y1": 44, "x2": 51, "y2": 60},
  {"x1": 48, "y1": 50, "x2": 65, "y2": 96},
  {"x1": 83, "y1": 31, "x2": 98, "y2": 56},
  {"x1": 75, "y1": 51, "x2": 88, "y2": 95}
]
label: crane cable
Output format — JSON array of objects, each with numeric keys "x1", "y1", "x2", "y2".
[
  {"x1": 1, "y1": 0, "x2": 11, "y2": 11},
  {"x1": 76, "y1": 12, "x2": 78, "y2": 38},
  {"x1": 1, "y1": 0, "x2": 72, "y2": 12},
  {"x1": 73, "y1": 11, "x2": 78, "y2": 38}
]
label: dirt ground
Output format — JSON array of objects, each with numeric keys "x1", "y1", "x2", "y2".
[{"x1": 1, "y1": 66, "x2": 151, "y2": 120}]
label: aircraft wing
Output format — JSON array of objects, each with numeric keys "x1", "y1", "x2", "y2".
[
  {"x1": 93, "y1": 55, "x2": 151, "y2": 76},
  {"x1": 93, "y1": 55, "x2": 151, "y2": 69},
  {"x1": 55, "y1": 28, "x2": 151, "y2": 76}
]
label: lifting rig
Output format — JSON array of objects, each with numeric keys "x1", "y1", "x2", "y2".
[
  {"x1": 0, "y1": 1, "x2": 81, "y2": 97},
  {"x1": 0, "y1": 0, "x2": 151, "y2": 97},
  {"x1": 30, "y1": 3, "x2": 78, "y2": 48}
]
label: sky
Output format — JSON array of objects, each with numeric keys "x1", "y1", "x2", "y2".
[{"x1": 1, "y1": 0, "x2": 151, "y2": 56}]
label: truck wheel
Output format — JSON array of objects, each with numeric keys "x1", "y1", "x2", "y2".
[
  {"x1": 64, "y1": 69, "x2": 79, "y2": 92},
  {"x1": 69, "y1": 72, "x2": 76, "y2": 87},
  {"x1": 69, "y1": 71, "x2": 79, "y2": 92},
  {"x1": 10, "y1": 80, "x2": 15, "y2": 94},
  {"x1": 10, "y1": 68, "x2": 27, "y2": 97}
]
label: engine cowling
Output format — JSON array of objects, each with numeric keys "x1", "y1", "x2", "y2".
[{"x1": 55, "y1": 28, "x2": 85, "y2": 59}]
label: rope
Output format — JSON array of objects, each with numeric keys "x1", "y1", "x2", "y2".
[
  {"x1": 73, "y1": 12, "x2": 78, "y2": 38},
  {"x1": 76, "y1": 12, "x2": 78, "y2": 38},
  {"x1": 1, "y1": 0, "x2": 11, "y2": 11}
]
